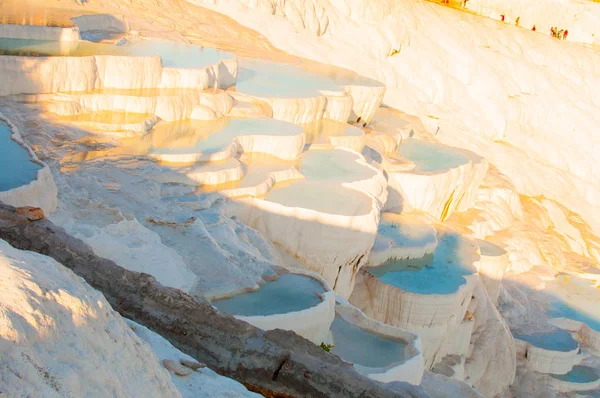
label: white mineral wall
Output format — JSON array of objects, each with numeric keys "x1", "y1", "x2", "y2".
[
  {"x1": 68, "y1": 115, "x2": 160, "y2": 136},
  {"x1": 221, "y1": 167, "x2": 304, "y2": 198},
  {"x1": 94, "y1": 55, "x2": 164, "y2": 89},
  {"x1": 0, "y1": 239, "x2": 181, "y2": 397},
  {"x1": 339, "y1": 149, "x2": 389, "y2": 206},
  {"x1": 475, "y1": 240, "x2": 509, "y2": 304},
  {"x1": 464, "y1": 280, "x2": 516, "y2": 397},
  {"x1": 342, "y1": 84, "x2": 386, "y2": 125},
  {"x1": 224, "y1": 194, "x2": 381, "y2": 298},
  {"x1": 0, "y1": 55, "x2": 238, "y2": 97},
  {"x1": 515, "y1": 338, "x2": 580, "y2": 375},
  {"x1": 153, "y1": 160, "x2": 244, "y2": 186},
  {"x1": 328, "y1": 134, "x2": 366, "y2": 153},
  {"x1": 335, "y1": 301, "x2": 424, "y2": 385},
  {"x1": 0, "y1": 24, "x2": 81, "y2": 41},
  {"x1": 0, "y1": 166, "x2": 58, "y2": 215},
  {"x1": 160, "y1": 59, "x2": 238, "y2": 90},
  {"x1": 264, "y1": 95, "x2": 327, "y2": 124},
  {"x1": 385, "y1": 156, "x2": 489, "y2": 221},
  {"x1": 235, "y1": 133, "x2": 306, "y2": 160},
  {"x1": 320, "y1": 90, "x2": 353, "y2": 122},
  {"x1": 452, "y1": 167, "x2": 523, "y2": 239},
  {"x1": 349, "y1": 270, "x2": 478, "y2": 365},
  {"x1": 43, "y1": 90, "x2": 232, "y2": 122},
  {"x1": 150, "y1": 143, "x2": 237, "y2": 163},
  {"x1": 0, "y1": 56, "x2": 98, "y2": 96}
]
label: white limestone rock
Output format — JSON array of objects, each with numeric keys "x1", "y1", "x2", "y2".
[
  {"x1": 0, "y1": 239, "x2": 181, "y2": 397},
  {"x1": 49, "y1": 202, "x2": 197, "y2": 293},
  {"x1": 0, "y1": 54, "x2": 238, "y2": 98},
  {"x1": 515, "y1": 335, "x2": 580, "y2": 375},
  {"x1": 474, "y1": 239, "x2": 509, "y2": 304},
  {"x1": 384, "y1": 139, "x2": 489, "y2": 221},
  {"x1": 126, "y1": 319, "x2": 260, "y2": 397},
  {"x1": 59, "y1": 111, "x2": 160, "y2": 136}
]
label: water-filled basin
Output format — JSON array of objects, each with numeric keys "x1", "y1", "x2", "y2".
[
  {"x1": 0, "y1": 121, "x2": 41, "y2": 191},
  {"x1": 397, "y1": 139, "x2": 470, "y2": 173},
  {"x1": 330, "y1": 315, "x2": 407, "y2": 368},
  {"x1": 212, "y1": 273, "x2": 325, "y2": 316},
  {"x1": 514, "y1": 329, "x2": 579, "y2": 352},
  {"x1": 551, "y1": 366, "x2": 599, "y2": 383},
  {"x1": 548, "y1": 298, "x2": 600, "y2": 332},
  {"x1": 368, "y1": 232, "x2": 477, "y2": 295},
  {"x1": 299, "y1": 149, "x2": 375, "y2": 183},
  {"x1": 236, "y1": 59, "x2": 343, "y2": 99}
]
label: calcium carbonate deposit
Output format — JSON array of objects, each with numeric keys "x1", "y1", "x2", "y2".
[{"x1": 1, "y1": 0, "x2": 600, "y2": 396}]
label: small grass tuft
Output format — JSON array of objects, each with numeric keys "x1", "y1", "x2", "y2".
[{"x1": 320, "y1": 342, "x2": 334, "y2": 352}]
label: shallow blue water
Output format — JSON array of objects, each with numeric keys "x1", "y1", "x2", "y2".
[
  {"x1": 212, "y1": 274, "x2": 325, "y2": 316},
  {"x1": 369, "y1": 232, "x2": 477, "y2": 295},
  {"x1": 237, "y1": 59, "x2": 342, "y2": 98},
  {"x1": 552, "y1": 366, "x2": 599, "y2": 383},
  {"x1": 397, "y1": 139, "x2": 469, "y2": 172},
  {"x1": 514, "y1": 329, "x2": 579, "y2": 352},
  {"x1": 0, "y1": 121, "x2": 41, "y2": 191},
  {"x1": 0, "y1": 38, "x2": 233, "y2": 69},
  {"x1": 330, "y1": 315, "x2": 407, "y2": 368},
  {"x1": 547, "y1": 298, "x2": 600, "y2": 332}
]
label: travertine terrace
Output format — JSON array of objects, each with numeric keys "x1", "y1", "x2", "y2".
[{"x1": 1, "y1": 0, "x2": 600, "y2": 397}]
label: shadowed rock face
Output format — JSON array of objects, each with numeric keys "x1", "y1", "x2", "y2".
[{"x1": 0, "y1": 203, "x2": 426, "y2": 398}]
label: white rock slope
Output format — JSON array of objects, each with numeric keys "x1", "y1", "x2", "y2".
[{"x1": 0, "y1": 239, "x2": 180, "y2": 397}]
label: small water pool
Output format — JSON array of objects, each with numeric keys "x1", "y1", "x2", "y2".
[
  {"x1": 147, "y1": 118, "x2": 302, "y2": 158},
  {"x1": 397, "y1": 139, "x2": 469, "y2": 173},
  {"x1": 514, "y1": 329, "x2": 579, "y2": 352},
  {"x1": 299, "y1": 149, "x2": 375, "y2": 183},
  {"x1": 212, "y1": 274, "x2": 325, "y2": 316},
  {"x1": 552, "y1": 366, "x2": 599, "y2": 383},
  {"x1": 330, "y1": 315, "x2": 407, "y2": 368},
  {"x1": 0, "y1": 121, "x2": 41, "y2": 191},
  {"x1": 548, "y1": 298, "x2": 600, "y2": 332},
  {"x1": 368, "y1": 232, "x2": 477, "y2": 295},
  {"x1": 0, "y1": 38, "x2": 233, "y2": 69},
  {"x1": 236, "y1": 59, "x2": 343, "y2": 99}
]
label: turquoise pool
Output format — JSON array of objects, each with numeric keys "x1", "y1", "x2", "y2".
[
  {"x1": 212, "y1": 274, "x2": 325, "y2": 316},
  {"x1": 0, "y1": 121, "x2": 41, "y2": 192},
  {"x1": 330, "y1": 315, "x2": 407, "y2": 368}
]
